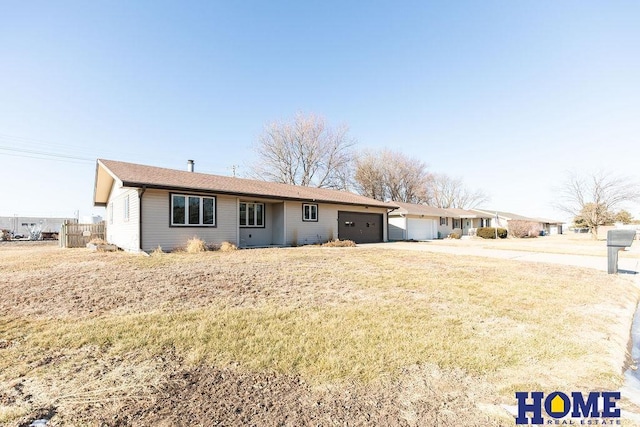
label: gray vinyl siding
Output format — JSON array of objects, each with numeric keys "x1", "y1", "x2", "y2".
[
  {"x1": 437, "y1": 218, "x2": 453, "y2": 239},
  {"x1": 106, "y1": 184, "x2": 140, "y2": 252},
  {"x1": 285, "y1": 202, "x2": 388, "y2": 245},
  {"x1": 388, "y1": 216, "x2": 406, "y2": 241},
  {"x1": 140, "y1": 189, "x2": 237, "y2": 252}
]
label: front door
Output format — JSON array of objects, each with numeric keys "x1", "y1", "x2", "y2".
[{"x1": 462, "y1": 220, "x2": 471, "y2": 236}]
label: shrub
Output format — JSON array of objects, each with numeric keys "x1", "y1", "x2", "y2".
[
  {"x1": 151, "y1": 245, "x2": 164, "y2": 256},
  {"x1": 186, "y1": 236, "x2": 207, "y2": 253},
  {"x1": 0, "y1": 229, "x2": 10, "y2": 241},
  {"x1": 448, "y1": 232, "x2": 461, "y2": 239},
  {"x1": 322, "y1": 239, "x2": 356, "y2": 247},
  {"x1": 206, "y1": 241, "x2": 239, "y2": 252},
  {"x1": 508, "y1": 220, "x2": 542, "y2": 238},
  {"x1": 476, "y1": 227, "x2": 508, "y2": 239},
  {"x1": 219, "y1": 241, "x2": 238, "y2": 252}
]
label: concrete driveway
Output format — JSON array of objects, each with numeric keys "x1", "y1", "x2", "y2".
[{"x1": 360, "y1": 241, "x2": 640, "y2": 276}]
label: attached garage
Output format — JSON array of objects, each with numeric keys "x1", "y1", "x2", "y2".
[
  {"x1": 338, "y1": 211, "x2": 383, "y2": 243},
  {"x1": 388, "y1": 216, "x2": 437, "y2": 241},
  {"x1": 387, "y1": 201, "x2": 457, "y2": 241},
  {"x1": 407, "y1": 218, "x2": 437, "y2": 240}
]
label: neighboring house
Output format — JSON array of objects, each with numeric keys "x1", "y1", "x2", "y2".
[
  {"x1": 445, "y1": 208, "x2": 493, "y2": 237},
  {"x1": 535, "y1": 218, "x2": 564, "y2": 235},
  {"x1": 93, "y1": 159, "x2": 395, "y2": 252},
  {"x1": 471, "y1": 209, "x2": 564, "y2": 235},
  {"x1": 388, "y1": 202, "x2": 492, "y2": 240},
  {"x1": 388, "y1": 202, "x2": 445, "y2": 240}
]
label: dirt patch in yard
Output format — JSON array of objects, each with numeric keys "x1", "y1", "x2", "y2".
[
  {"x1": 12, "y1": 352, "x2": 499, "y2": 427},
  {"x1": 0, "y1": 244, "x2": 374, "y2": 319}
]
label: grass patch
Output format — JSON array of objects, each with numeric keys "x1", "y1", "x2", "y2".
[
  {"x1": 431, "y1": 234, "x2": 640, "y2": 258},
  {"x1": 5, "y1": 301, "x2": 588, "y2": 385}
]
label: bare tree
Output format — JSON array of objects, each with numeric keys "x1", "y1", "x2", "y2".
[
  {"x1": 354, "y1": 149, "x2": 430, "y2": 203},
  {"x1": 425, "y1": 174, "x2": 489, "y2": 209},
  {"x1": 557, "y1": 171, "x2": 640, "y2": 237},
  {"x1": 251, "y1": 113, "x2": 355, "y2": 189},
  {"x1": 354, "y1": 151, "x2": 387, "y2": 201}
]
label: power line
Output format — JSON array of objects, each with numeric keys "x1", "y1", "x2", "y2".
[
  {"x1": 0, "y1": 150, "x2": 93, "y2": 164},
  {"x1": 0, "y1": 132, "x2": 137, "y2": 162},
  {"x1": 0, "y1": 146, "x2": 94, "y2": 162},
  {"x1": 0, "y1": 133, "x2": 245, "y2": 176}
]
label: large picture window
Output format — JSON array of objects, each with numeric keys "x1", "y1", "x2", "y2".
[
  {"x1": 302, "y1": 204, "x2": 318, "y2": 222},
  {"x1": 239, "y1": 202, "x2": 264, "y2": 227},
  {"x1": 171, "y1": 194, "x2": 216, "y2": 226}
]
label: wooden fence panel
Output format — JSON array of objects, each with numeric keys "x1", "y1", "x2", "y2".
[{"x1": 59, "y1": 222, "x2": 106, "y2": 248}]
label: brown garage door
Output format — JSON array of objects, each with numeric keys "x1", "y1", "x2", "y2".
[{"x1": 338, "y1": 211, "x2": 383, "y2": 244}]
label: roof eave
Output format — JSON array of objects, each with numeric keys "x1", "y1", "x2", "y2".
[{"x1": 120, "y1": 181, "x2": 392, "y2": 209}]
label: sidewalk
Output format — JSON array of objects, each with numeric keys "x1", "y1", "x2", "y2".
[{"x1": 361, "y1": 241, "x2": 640, "y2": 275}]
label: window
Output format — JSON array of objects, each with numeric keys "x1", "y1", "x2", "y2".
[
  {"x1": 239, "y1": 202, "x2": 264, "y2": 227},
  {"x1": 485, "y1": 219, "x2": 491, "y2": 227},
  {"x1": 453, "y1": 219, "x2": 460, "y2": 228},
  {"x1": 124, "y1": 196, "x2": 130, "y2": 222},
  {"x1": 171, "y1": 194, "x2": 216, "y2": 226},
  {"x1": 439, "y1": 217, "x2": 448, "y2": 226},
  {"x1": 302, "y1": 204, "x2": 318, "y2": 222}
]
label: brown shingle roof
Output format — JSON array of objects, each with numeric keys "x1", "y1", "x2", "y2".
[
  {"x1": 473, "y1": 209, "x2": 563, "y2": 224},
  {"x1": 390, "y1": 201, "x2": 450, "y2": 217},
  {"x1": 390, "y1": 202, "x2": 490, "y2": 219},
  {"x1": 96, "y1": 159, "x2": 396, "y2": 209}
]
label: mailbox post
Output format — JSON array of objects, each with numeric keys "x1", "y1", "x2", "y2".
[{"x1": 607, "y1": 230, "x2": 636, "y2": 274}]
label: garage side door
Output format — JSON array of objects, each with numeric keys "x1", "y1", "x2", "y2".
[
  {"x1": 407, "y1": 218, "x2": 437, "y2": 240},
  {"x1": 338, "y1": 211, "x2": 383, "y2": 244}
]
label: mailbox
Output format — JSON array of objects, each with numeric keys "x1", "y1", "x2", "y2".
[{"x1": 607, "y1": 229, "x2": 636, "y2": 274}]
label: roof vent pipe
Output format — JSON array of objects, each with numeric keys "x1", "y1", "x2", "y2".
[{"x1": 187, "y1": 160, "x2": 194, "y2": 172}]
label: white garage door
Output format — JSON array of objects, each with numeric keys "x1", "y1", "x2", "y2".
[{"x1": 407, "y1": 218, "x2": 437, "y2": 240}]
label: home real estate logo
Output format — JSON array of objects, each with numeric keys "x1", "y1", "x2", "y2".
[{"x1": 515, "y1": 391, "x2": 621, "y2": 425}]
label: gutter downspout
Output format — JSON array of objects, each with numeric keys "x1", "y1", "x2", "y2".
[
  {"x1": 138, "y1": 186, "x2": 146, "y2": 252},
  {"x1": 386, "y1": 206, "x2": 399, "y2": 242}
]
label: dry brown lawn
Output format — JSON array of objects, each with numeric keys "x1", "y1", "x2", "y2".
[
  {"x1": 432, "y1": 233, "x2": 640, "y2": 258},
  {"x1": 0, "y1": 241, "x2": 638, "y2": 426}
]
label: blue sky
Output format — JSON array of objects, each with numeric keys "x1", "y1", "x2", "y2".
[{"x1": 1, "y1": 1, "x2": 638, "y2": 221}]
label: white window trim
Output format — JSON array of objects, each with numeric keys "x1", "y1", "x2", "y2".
[
  {"x1": 239, "y1": 202, "x2": 265, "y2": 228},
  {"x1": 171, "y1": 194, "x2": 216, "y2": 227},
  {"x1": 302, "y1": 203, "x2": 318, "y2": 222}
]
